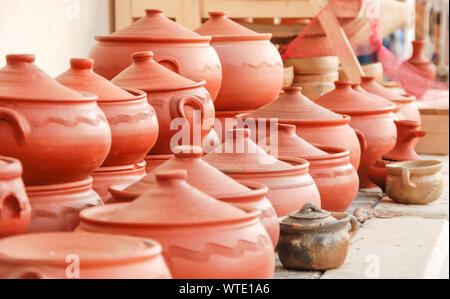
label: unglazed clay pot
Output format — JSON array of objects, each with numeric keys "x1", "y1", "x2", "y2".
[
  {"x1": 89, "y1": 9, "x2": 222, "y2": 100},
  {"x1": 92, "y1": 161, "x2": 147, "y2": 203},
  {"x1": 278, "y1": 202, "x2": 359, "y2": 270},
  {"x1": 368, "y1": 120, "x2": 425, "y2": 191},
  {"x1": 26, "y1": 178, "x2": 103, "y2": 233},
  {"x1": 240, "y1": 87, "x2": 361, "y2": 169},
  {"x1": 405, "y1": 40, "x2": 437, "y2": 81},
  {"x1": 266, "y1": 124, "x2": 359, "y2": 212},
  {"x1": 195, "y1": 12, "x2": 283, "y2": 111},
  {"x1": 0, "y1": 157, "x2": 31, "y2": 238},
  {"x1": 78, "y1": 170, "x2": 275, "y2": 279},
  {"x1": 109, "y1": 145, "x2": 279, "y2": 247},
  {"x1": 386, "y1": 160, "x2": 444, "y2": 205},
  {"x1": 55, "y1": 58, "x2": 159, "y2": 167},
  {"x1": 112, "y1": 51, "x2": 215, "y2": 155},
  {"x1": 0, "y1": 233, "x2": 171, "y2": 279},
  {"x1": 203, "y1": 129, "x2": 321, "y2": 217},
  {"x1": 0, "y1": 54, "x2": 111, "y2": 186},
  {"x1": 315, "y1": 81, "x2": 397, "y2": 188}
]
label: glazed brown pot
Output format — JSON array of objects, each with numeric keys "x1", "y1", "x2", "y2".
[
  {"x1": 195, "y1": 12, "x2": 283, "y2": 111},
  {"x1": 78, "y1": 170, "x2": 275, "y2": 279},
  {"x1": 112, "y1": 51, "x2": 215, "y2": 155},
  {"x1": 0, "y1": 54, "x2": 111, "y2": 186},
  {"x1": 203, "y1": 129, "x2": 321, "y2": 217},
  {"x1": 55, "y1": 58, "x2": 159, "y2": 167},
  {"x1": 26, "y1": 178, "x2": 103, "y2": 233},
  {"x1": 405, "y1": 40, "x2": 437, "y2": 81},
  {"x1": 315, "y1": 81, "x2": 398, "y2": 188},
  {"x1": 0, "y1": 157, "x2": 31, "y2": 238},
  {"x1": 278, "y1": 203, "x2": 359, "y2": 270},
  {"x1": 89, "y1": 9, "x2": 222, "y2": 100},
  {"x1": 0, "y1": 233, "x2": 171, "y2": 279}
]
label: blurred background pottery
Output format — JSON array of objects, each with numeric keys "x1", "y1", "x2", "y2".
[
  {"x1": 89, "y1": 9, "x2": 222, "y2": 100},
  {"x1": 405, "y1": 40, "x2": 437, "y2": 81},
  {"x1": 0, "y1": 157, "x2": 31, "y2": 238}
]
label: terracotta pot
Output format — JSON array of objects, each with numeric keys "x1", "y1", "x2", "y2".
[
  {"x1": 89, "y1": 9, "x2": 222, "y2": 100},
  {"x1": 0, "y1": 233, "x2": 171, "y2": 279},
  {"x1": 212, "y1": 110, "x2": 251, "y2": 143},
  {"x1": 112, "y1": 51, "x2": 215, "y2": 155},
  {"x1": 405, "y1": 40, "x2": 437, "y2": 81},
  {"x1": 144, "y1": 154, "x2": 174, "y2": 173},
  {"x1": 278, "y1": 202, "x2": 359, "y2": 270},
  {"x1": 203, "y1": 129, "x2": 321, "y2": 217},
  {"x1": 292, "y1": 81, "x2": 335, "y2": 100},
  {"x1": 267, "y1": 124, "x2": 359, "y2": 212},
  {"x1": 55, "y1": 58, "x2": 159, "y2": 166},
  {"x1": 79, "y1": 170, "x2": 275, "y2": 279},
  {"x1": 240, "y1": 87, "x2": 361, "y2": 169},
  {"x1": 386, "y1": 160, "x2": 444, "y2": 205},
  {"x1": 315, "y1": 81, "x2": 398, "y2": 188},
  {"x1": 0, "y1": 157, "x2": 31, "y2": 238},
  {"x1": 294, "y1": 72, "x2": 339, "y2": 84},
  {"x1": 0, "y1": 54, "x2": 111, "y2": 186},
  {"x1": 92, "y1": 161, "x2": 147, "y2": 204},
  {"x1": 195, "y1": 12, "x2": 283, "y2": 111},
  {"x1": 340, "y1": 62, "x2": 384, "y2": 83},
  {"x1": 382, "y1": 81, "x2": 406, "y2": 95},
  {"x1": 26, "y1": 178, "x2": 103, "y2": 233},
  {"x1": 284, "y1": 56, "x2": 339, "y2": 75},
  {"x1": 109, "y1": 145, "x2": 279, "y2": 247}
]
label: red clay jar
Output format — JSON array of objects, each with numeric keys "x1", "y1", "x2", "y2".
[
  {"x1": 26, "y1": 177, "x2": 103, "y2": 233},
  {"x1": 0, "y1": 232, "x2": 171, "y2": 279},
  {"x1": 78, "y1": 170, "x2": 275, "y2": 279},
  {"x1": 109, "y1": 145, "x2": 279, "y2": 247},
  {"x1": 240, "y1": 87, "x2": 361, "y2": 169},
  {"x1": 55, "y1": 58, "x2": 159, "y2": 167},
  {"x1": 266, "y1": 124, "x2": 359, "y2": 212},
  {"x1": 315, "y1": 81, "x2": 397, "y2": 188},
  {"x1": 195, "y1": 12, "x2": 283, "y2": 111},
  {"x1": 112, "y1": 51, "x2": 215, "y2": 155},
  {"x1": 0, "y1": 157, "x2": 31, "y2": 238},
  {"x1": 89, "y1": 9, "x2": 222, "y2": 100},
  {"x1": 203, "y1": 129, "x2": 321, "y2": 217},
  {"x1": 405, "y1": 40, "x2": 437, "y2": 81},
  {"x1": 0, "y1": 54, "x2": 111, "y2": 186}
]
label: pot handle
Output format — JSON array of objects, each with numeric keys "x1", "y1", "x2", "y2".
[
  {"x1": 0, "y1": 107, "x2": 30, "y2": 145},
  {"x1": 156, "y1": 56, "x2": 183, "y2": 75},
  {"x1": 0, "y1": 191, "x2": 28, "y2": 217},
  {"x1": 348, "y1": 214, "x2": 360, "y2": 239},
  {"x1": 402, "y1": 167, "x2": 416, "y2": 188},
  {"x1": 170, "y1": 96, "x2": 206, "y2": 124},
  {"x1": 354, "y1": 128, "x2": 367, "y2": 154},
  {"x1": 6, "y1": 268, "x2": 46, "y2": 279}
]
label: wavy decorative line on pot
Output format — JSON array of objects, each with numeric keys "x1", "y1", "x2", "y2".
[
  {"x1": 107, "y1": 111, "x2": 155, "y2": 125},
  {"x1": 29, "y1": 114, "x2": 107, "y2": 128}
]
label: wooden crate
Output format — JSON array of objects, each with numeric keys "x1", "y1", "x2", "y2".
[{"x1": 416, "y1": 108, "x2": 449, "y2": 155}]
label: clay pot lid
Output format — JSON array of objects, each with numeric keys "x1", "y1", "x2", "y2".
[
  {"x1": 0, "y1": 232, "x2": 162, "y2": 265},
  {"x1": 360, "y1": 76, "x2": 410, "y2": 101},
  {"x1": 195, "y1": 11, "x2": 271, "y2": 41},
  {"x1": 0, "y1": 156, "x2": 22, "y2": 180},
  {"x1": 55, "y1": 58, "x2": 137, "y2": 101},
  {"x1": 111, "y1": 51, "x2": 204, "y2": 92},
  {"x1": 315, "y1": 81, "x2": 397, "y2": 114},
  {"x1": 243, "y1": 87, "x2": 342, "y2": 121},
  {"x1": 266, "y1": 124, "x2": 328, "y2": 158},
  {"x1": 0, "y1": 54, "x2": 91, "y2": 101},
  {"x1": 202, "y1": 128, "x2": 293, "y2": 172},
  {"x1": 107, "y1": 170, "x2": 248, "y2": 224},
  {"x1": 281, "y1": 202, "x2": 336, "y2": 226},
  {"x1": 98, "y1": 9, "x2": 210, "y2": 42},
  {"x1": 125, "y1": 145, "x2": 251, "y2": 198}
]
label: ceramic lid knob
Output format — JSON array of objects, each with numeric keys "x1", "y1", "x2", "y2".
[
  {"x1": 209, "y1": 11, "x2": 227, "y2": 18},
  {"x1": 6, "y1": 54, "x2": 35, "y2": 64},
  {"x1": 334, "y1": 81, "x2": 352, "y2": 89},
  {"x1": 132, "y1": 51, "x2": 154, "y2": 63},
  {"x1": 277, "y1": 124, "x2": 297, "y2": 134},
  {"x1": 174, "y1": 145, "x2": 204, "y2": 158},
  {"x1": 283, "y1": 86, "x2": 302, "y2": 94},
  {"x1": 70, "y1": 58, "x2": 94, "y2": 71},
  {"x1": 155, "y1": 170, "x2": 187, "y2": 182},
  {"x1": 282, "y1": 202, "x2": 336, "y2": 225},
  {"x1": 145, "y1": 9, "x2": 164, "y2": 16}
]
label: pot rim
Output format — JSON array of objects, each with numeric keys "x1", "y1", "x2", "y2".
[
  {"x1": 218, "y1": 156, "x2": 310, "y2": 175},
  {"x1": 304, "y1": 144, "x2": 350, "y2": 161},
  {"x1": 327, "y1": 104, "x2": 399, "y2": 116},
  {"x1": 94, "y1": 161, "x2": 146, "y2": 175},
  {"x1": 95, "y1": 35, "x2": 212, "y2": 43},
  {"x1": 386, "y1": 160, "x2": 444, "y2": 175},
  {"x1": 239, "y1": 114, "x2": 352, "y2": 126},
  {"x1": 25, "y1": 177, "x2": 93, "y2": 194},
  {"x1": 0, "y1": 92, "x2": 98, "y2": 103},
  {"x1": 136, "y1": 79, "x2": 207, "y2": 93},
  {"x1": 95, "y1": 88, "x2": 147, "y2": 103},
  {"x1": 0, "y1": 156, "x2": 22, "y2": 180},
  {"x1": 210, "y1": 33, "x2": 272, "y2": 42},
  {"x1": 145, "y1": 154, "x2": 175, "y2": 161}
]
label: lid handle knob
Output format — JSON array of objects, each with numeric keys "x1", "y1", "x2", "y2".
[
  {"x1": 132, "y1": 51, "x2": 154, "y2": 63},
  {"x1": 155, "y1": 170, "x2": 187, "y2": 182},
  {"x1": 6, "y1": 54, "x2": 35, "y2": 64},
  {"x1": 70, "y1": 58, "x2": 94, "y2": 71}
]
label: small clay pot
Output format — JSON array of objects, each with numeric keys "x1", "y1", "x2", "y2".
[
  {"x1": 0, "y1": 157, "x2": 31, "y2": 238},
  {"x1": 0, "y1": 233, "x2": 171, "y2": 279},
  {"x1": 405, "y1": 40, "x2": 437, "y2": 81},
  {"x1": 278, "y1": 202, "x2": 359, "y2": 270},
  {"x1": 26, "y1": 178, "x2": 103, "y2": 233},
  {"x1": 386, "y1": 160, "x2": 444, "y2": 205}
]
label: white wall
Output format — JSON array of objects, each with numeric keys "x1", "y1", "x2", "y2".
[{"x1": 0, "y1": 0, "x2": 113, "y2": 76}]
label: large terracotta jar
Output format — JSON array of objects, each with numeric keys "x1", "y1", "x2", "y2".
[
  {"x1": 78, "y1": 170, "x2": 275, "y2": 279},
  {"x1": 112, "y1": 51, "x2": 215, "y2": 156},
  {"x1": 266, "y1": 124, "x2": 359, "y2": 212},
  {"x1": 26, "y1": 178, "x2": 103, "y2": 233},
  {"x1": 195, "y1": 11, "x2": 283, "y2": 111},
  {"x1": 315, "y1": 81, "x2": 397, "y2": 188},
  {"x1": 109, "y1": 146, "x2": 279, "y2": 247},
  {"x1": 240, "y1": 87, "x2": 361, "y2": 169},
  {"x1": 405, "y1": 40, "x2": 437, "y2": 81},
  {"x1": 0, "y1": 233, "x2": 171, "y2": 279},
  {"x1": 203, "y1": 129, "x2": 321, "y2": 217},
  {"x1": 0, "y1": 157, "x2": 31, "y2": 238},
  {"x1": 0, "y1": 54, "x2": 111, "y2": 186},
  {"x1": 89, "y1": 9, "x2": 222, "y2": 100}
]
